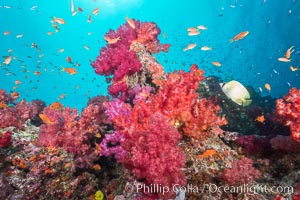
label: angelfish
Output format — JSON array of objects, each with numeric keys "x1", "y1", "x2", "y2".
[{"x1": 220, "y1": 80, "x2": 252, "y2": 107}]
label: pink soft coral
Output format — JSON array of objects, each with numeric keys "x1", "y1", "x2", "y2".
[
  {"x1": 37, "y1": 103, "x2": 108, "y2": 168},
  {"x1": 219, "y1": 157, "x2": 261, "y2": 185},
  {"x1": 276, "y1": 87, "x2": 300, "y2": 142},
  {"x1": 0, "y1": 130, "x2": 12, "y2": 148},
  {"x1": 121, "y1": 113, "x2": 186, "y2": 199}
]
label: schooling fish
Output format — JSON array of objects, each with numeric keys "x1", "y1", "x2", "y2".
[
  {"x1": 285, "y1": 46, "x2": 294, "y2": 59},
  {"x1": 126, "y1": 16, "x2": 135, "y2": 29},
  {"x1": 230, "y1": 31, "x2": 249, "y2": 43},
  {"x1": 183, "y1": 43, "x2": 197, "y2": 51}
]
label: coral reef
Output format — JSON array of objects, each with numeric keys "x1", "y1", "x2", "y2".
[{"x1": 1, "y1": 19, "x2": 300, "y2": 200}]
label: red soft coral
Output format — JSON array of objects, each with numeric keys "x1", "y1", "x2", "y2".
[
  {"x1": 121, "y1": 113, "x2": 186, "y2": 199},
  {"x1": 0, "y1": 130, "x2": 12, "y2": 148},
  {"x1": 219, "y1": 157, "x2": 261, "y2": 185},
  {"x1": 37, "y1": 103, "x2": 108, "y2": 168},
  {"x1": 276, "y1": 87, "x2": 300, "y2": 142}
]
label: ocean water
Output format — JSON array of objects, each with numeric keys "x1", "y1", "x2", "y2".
[{"x1": 1, "y1": 0, "x2": 299, "y2": 110}]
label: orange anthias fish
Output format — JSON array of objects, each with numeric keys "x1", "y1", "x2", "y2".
[
  {"x1": 0, "y1": 102, "x2": 8, "y2": 109},
  {"x1": 103, "y1": 36, "x2": 121, "y2": 44},
  {"x1": 187, "y1": 27, "x2": 198, "y2": 32},
  {"x1": 264, "y1": 83, "x2": 271, "y2": 91},
  {"x1": 3, "y1": 31, "x2": 11, "y2": 35},
  {"x1": 183, "y1": 43, "x2": 197, "y2": 51},
  {"x1": 10, "y1": 92, "x2": 20, "y2": 99},
  {"x1": 230, "y1": 31, "x2": 249, "y2": 43},
  {"x1": 197, "y1": 25, "x2": 208, "y2": 30},
  {"x1": 49, "y1": 102, "x2": 64, "y2": 110},
  {"x1": 196, "y1": 149, "x2": 223, "y2": 160},
  {"x1": 34, "y1": 70, "x2": 41, "y2": 75},
  {"x1": 66, "y1": 56, "x2": 72, "y2": 63},
  {"x1": 212, "y1": 61, "x2": 222, "y2": 67},
  {"x1": 290, "y1": 66, "x2": 299, "y2": 71},
  {"x1": 255, "y1": 115, "x2": 265, "y2": 123},
  {"x1": 188, "y1": 30, "x2": 200, "y2": 36},
  {"x1": 93, "y1": 164, "x2": 101, "y2": 171},
  {"x1": 278, "y1": 57, "x2": 291, "y2": 62},
  {"x1": 92, "y1": 7, "x2": 99, "y2": 15},
  {"x1": 52, "y1": 17, "x2": 66, "y2": 25},
  {"x1": 63, "y1": 67, "x2": 77, "y2": 75},
  {"x1": 3, "y1": 56, "x2": 12, "y2": 65},
  {"x1": 201, "y1": 46, "x2": 212, "y2": 51},
  {"x1": 15, "y1": 80, "x2": 22, "y2": 85},
  {"x1": 39, "y1": 114, "x2": 52, "y2": 125},
  {"x1": 58, "y1": 93, "x2": 66, "y2": 100},
  {"x1": 285, "y1": 46, "x2": 294, "y2": 59},
  {"x1": 126, "y1": 16, "x2": 135, "y2": 29}
]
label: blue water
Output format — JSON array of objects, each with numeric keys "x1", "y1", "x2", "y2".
[{"x1": 1, "y1": 0, "x2": 299, "y2": 110}]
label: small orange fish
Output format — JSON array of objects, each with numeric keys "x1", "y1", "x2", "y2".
[
  {"x1": 52, "y1": 17, "x2": 65, "y2": 25},
  {"x1": 188, "y1": 30, "x2": 200, "y2": 36},
  {"x1": 3, "y1": 56, "x2": 12, "y2": 65},
  {"x1": 201, "y1": 46, "x2": 212, "y2": 51},
  {"x1": 196, "y1": 149, "x2": 222, "y2": 160},
  {"x1": 230, "y1": 31, "x2": 249, "y2": 43},
  {"x1": 0, "y1": 102, "x2": 8, "y2": 109},
  {"x1": 93, "y1": 164, "x2": 101, "y2": 171},
  {"x1": 187, "y1": 27, "x2": 198, "y2": 32},
  {"x1": 34, "y1": 71, "x2": 41, "y2": 75},
  {"x1": 66, "y1": 56, "x2": 72, "y2": 63},
  {"x1": 197, "y1": 25, "x2": 208, "y2": 30},
  {"x1": 77, "y1": 7, "x2": 83, "y2": 12},
  {"x1": 49, "y1": 102, "x2": 64, "y2": 110},
  {"x1": 103, "y1": 36, "x2": 121, "y2": 44},
  {"x1": 264, "y1": 83, "x2": 271, "y2": 91},
  {"x1": 47, "y1": 31, "x2": 53, "y2": 35},
  {"x1": 58, "y1": 48, "x2": 64, "y2": 53},
  {"x1": 58, "y1": 93, "x2": 66, "y2": 100},
  {"x1": 63, "y1": 67, "x2": 77, "y2": 75},
  {"x1": 212, "y1": 61, "x2": 221, "y2": 67},
  {"x1": 10, "y1": 92, "x2": 20, "y2": 99},
  {"x1": 95, "y1": 133, "x2": 101, "y2": 138},
  {"x1": 70, "y1": 0, "x2": 76, "y2": 16},
  {"x1": 183, "y1": 43, "x2": 197, "y2": 51},
  {"x1": 290, "y1": 66, "x2": 299, "y2": 71},
  {"x1": 39, "y1": 114, "x2": 52, "y2": 125},
  {"x1": 3, "y1": 31, "x2": 11, "y2": 35},
  {"x1": 278, "y1": 57, "x2": 291, "y2": 62},
  {"x1": 92, "y1": 7, "x2": 99, "y2": 15},
  {"x1": 126, "y1": 16, "x2": 135, "y2": 29},
  {"x1": 15, "y1": 80, "x2": 22, "y2": 85},
  {"x1": 285, "y1": 46, "x2": 294, "y2": 59},
  {"x1": 255, "y1": 115, "x2": 265, "y2": 123}
]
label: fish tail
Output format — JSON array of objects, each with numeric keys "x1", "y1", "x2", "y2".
[{"x1": 230, "y1": 39, "x2": 234, "y2": 43}]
